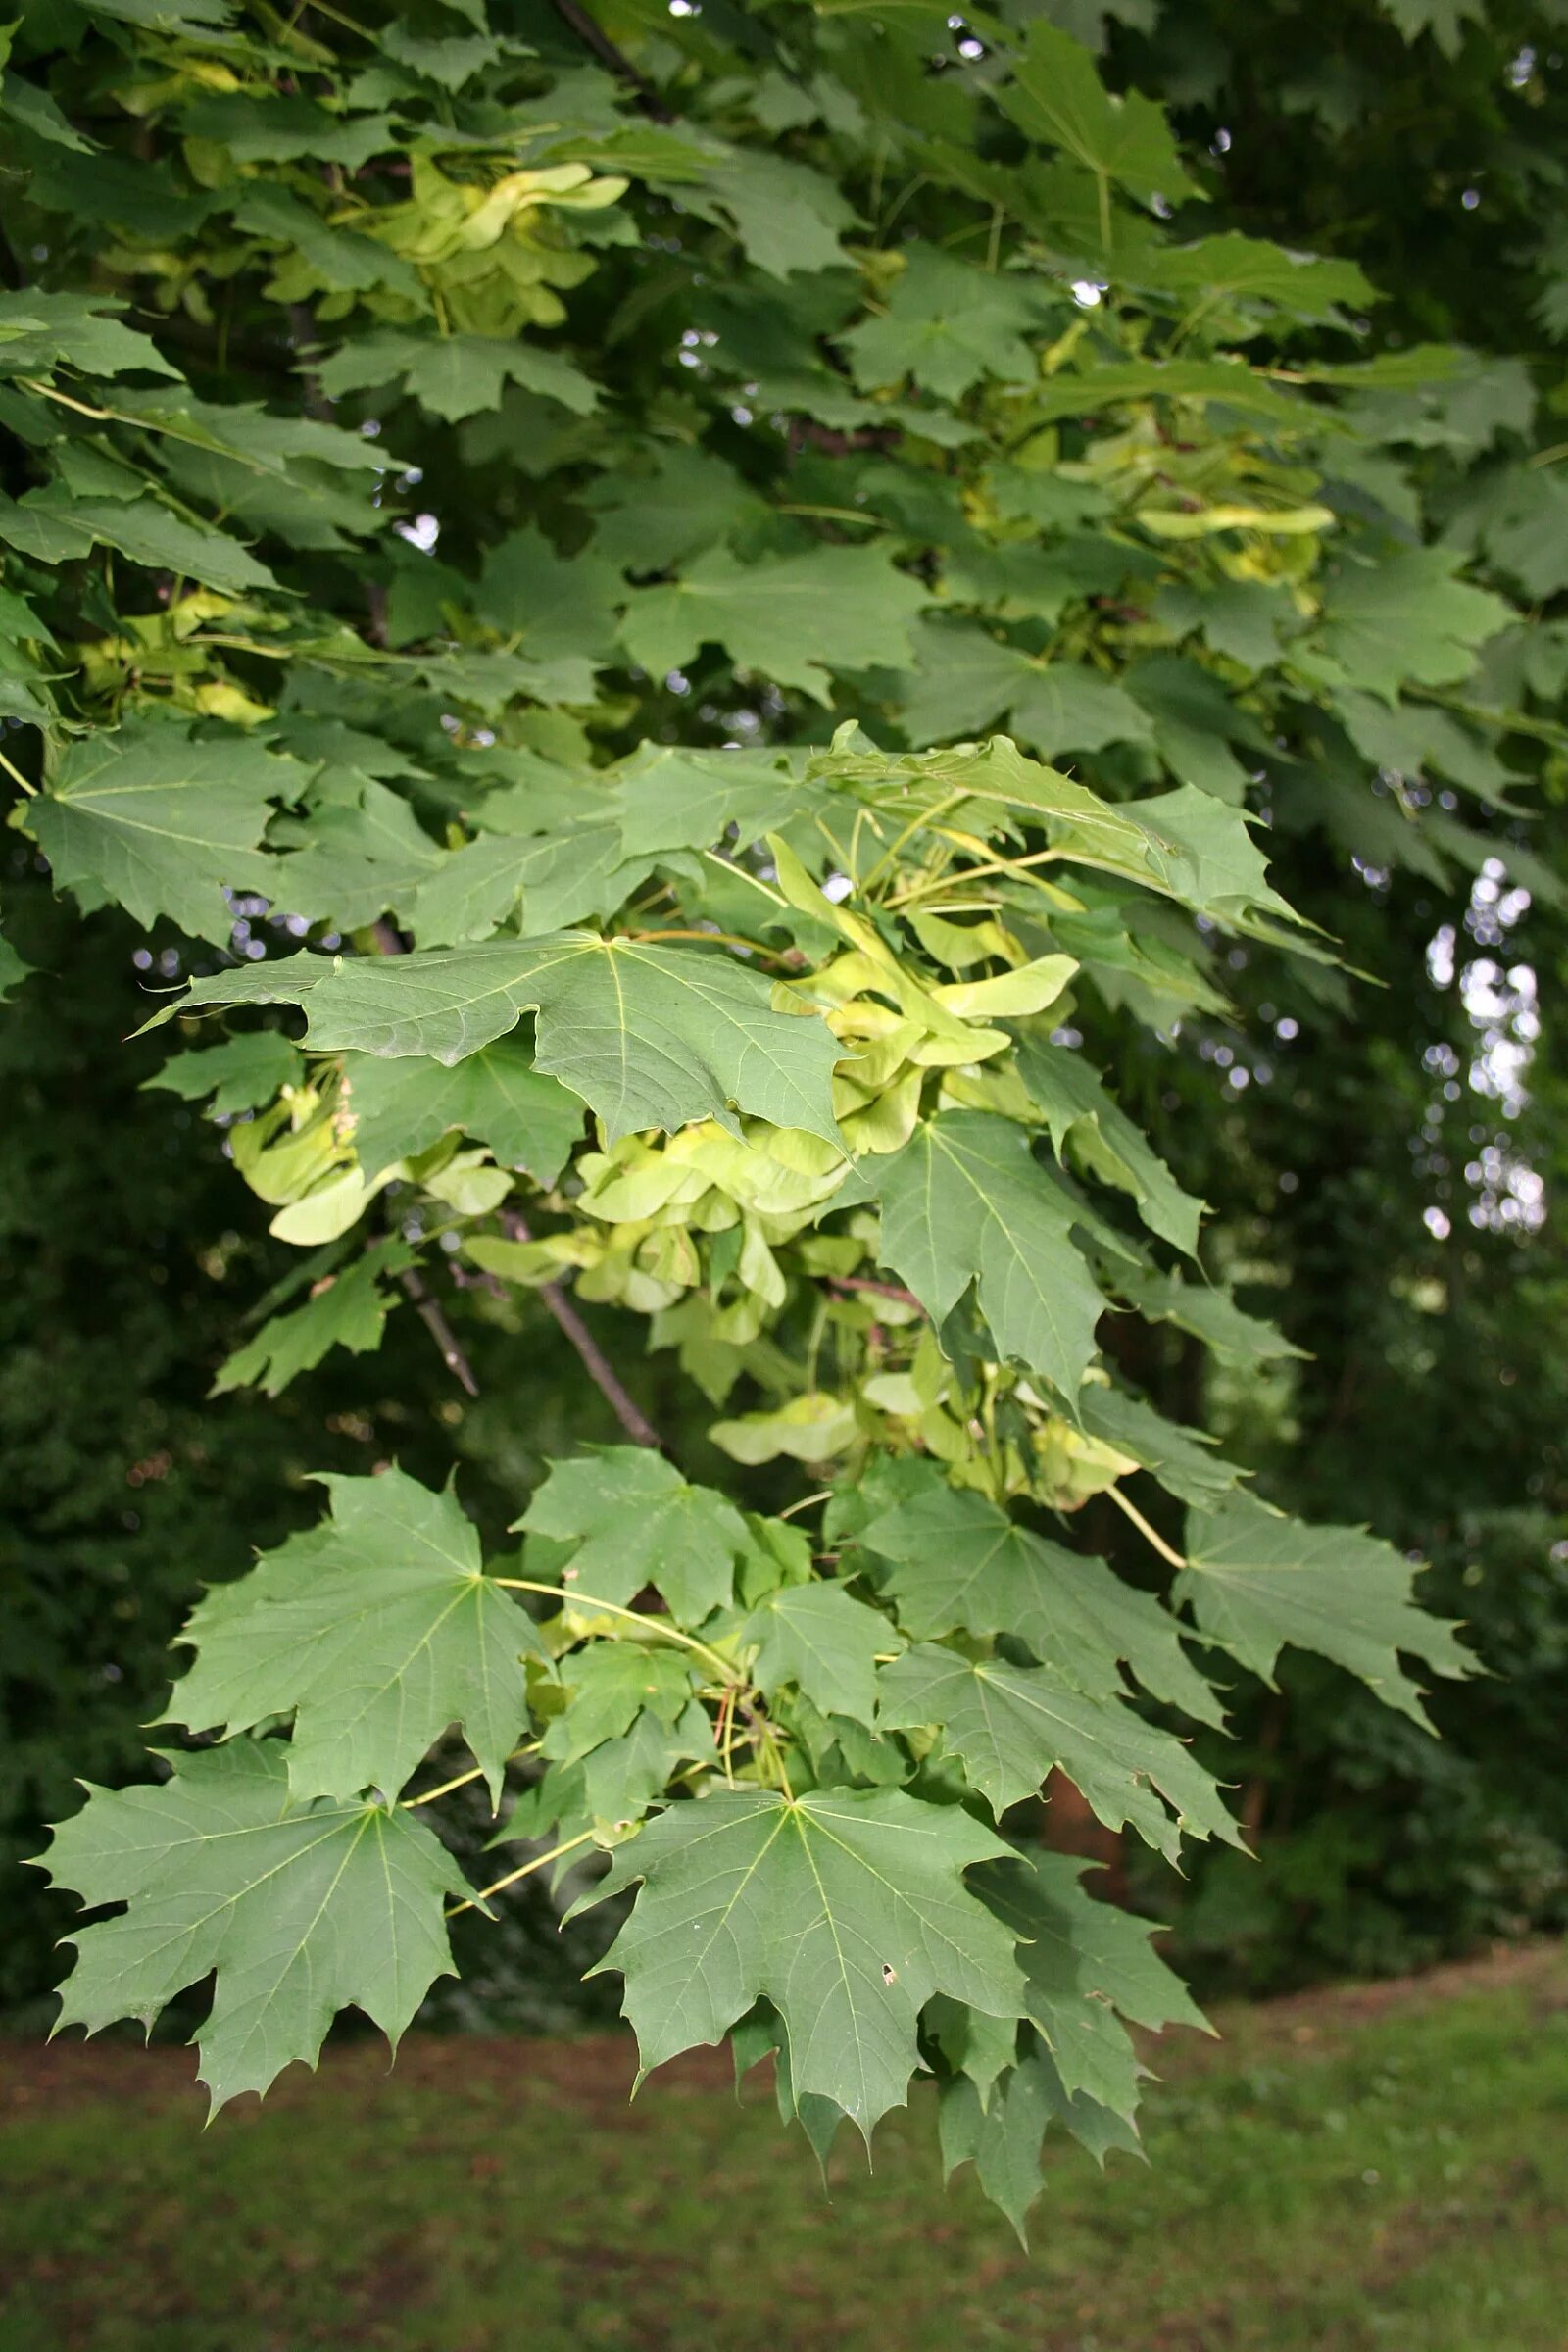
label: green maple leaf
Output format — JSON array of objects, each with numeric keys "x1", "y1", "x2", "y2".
[
  {"x1": 1077, "y1": 1386, "x2": 1246, "y2": 1512},
  {"x1": 743, "y1": 1580, "x2": 897, "y2": 1721},
  {"x1": 146, "y1": 1031, "x2": 303, "y2": 1116},
  {"x1": 975, "y1": 1850, "x2": 1210, "y2": 2118},
  {"x1": 1019, "y1": 1038, "x2": 1203, "y2": 1255},
  {"x1": 270, "y1": 780, "x2": 447, "y2": 931},
  {"x1": 0, "y1": 69, "x2": 96, "y2": 153},
  {"x1": 1154, "y1": 578, "x2": 1292, "y2": 671},
  {"x1": 477, "y1": 526, "x2": 623, "y2": 665},
  {"x1": 228, "y1": 185, "x2": 416, "y2": 301},
  {"x1": 593, "y1": 1785, "x2": 1025, "y2": 2133},
  {"x1": 810, "y1": 732, "x2": 1131, "y2": 850},
  {"x1": 577, "y1": 1707, "x2": 714, "y2": 1830},
  {"x1": 142, "y1": 389, "x2": 388, "y2": 481},
  {"x1": 892, "y1": 633, "x2": 1155, "y2": 759},
  {"x1": 380, "y1": 21, "x2": 499, "y2": 85},
  {"x1": 541, "y1": 1643, "x2": 701, "y2": 1765},
  {"x1": 314, "y1": 329, "x2": 599, "y2": 422},
  {"x1": 620, "y1": 546, "x2": 930, "y2": 706},
  {"x1": 872, "y1": 1112, "x2": 1105, "y2": 1401},
  {"x1": 997, "y1": 21, "x2": 1200, "y2": 205},
  {"x1": 1025, "y1": 358, "x2": 1305, "y2": 429},
  {"x1": 696, "y1": 152, "x2": 858, "y2": 277},
  {"x1": 583, "y1": 445, "x2": 765, "y2": 572},
  {"x1": 0, "y1": 925, "x2": 38, "y2": 1003},
  {"x1": 211, "y1": 1237, "x2": 416, "y2": 1398},
  {"x1": 66, "y1": 495, "x2": 279, "y2": 596},
  {"x1": 520, "y1": 1447, "x2": 751, "y2": 1623},
  {"x1": 168, "y1": 936, "x2": 845, "y2": 1143},
  {"x1": 170, "y1": 1468, "x2": 543, "y2": 1802},
  {"x1": 1331, "y1": 690, "x2": 1517, "y2": 808},
  {"x1": 1177, "y1": 1494, "x2": 1471, "y2": 1724},
  {"x1": 1314, "y1": 550, "x2": 1511, "y2": 699},
  {"x1": 0, "y1": 288, "x2": 181, "y2": 379},
  {"x1": 410, "y1": 823, "x2": 653, "y2": 948},
  {"x1": 1468, "y1": 466, "x2": 1568, "y2": 600},
  {"x1": 894, "y1": 618, "x2": 1039, "y2": 744},
  {"x1": 940, "y1": 2042, "x2": 1131, "y2": 2246},
  {"x1": 1141, "y1": 233, "x2": 1373, "y2": 319},
  {"x1": 1009, "y1": 664, "x2": 1154, "y2": 760},
  {"x1": 812, "y1": 733, "x2": 1291, "y2": 929},
  {"x1": 924, "y1": 1990, "x2": 1019, "y2": 2110},
  {"x1": 73, "y1": 0, "x2": 233, "y2": 30},
  {"x1": 733, "y1": 1998, "x2": 853, "y2": 2166},
  {"x1": 26, "y1": 724, "x2": 296, "y2": 944},
  {"x1": 1123, "y1": 652, "x2": 1270, "y2": 804},
  {"x1": 1381, "y1": 0, "x2": 1486, "y2": 58},
  {"x1": 42, "y1": 1741, "x2": 469, "y2": 2109},
  {"x1": 858, "y1": 1473, "x2": 1222, "y2": 1724},
  {"x1": 1121, "y1": 1270, "x2": 1307, "y2": 1366},
  {"x1": 179, "y1": 92, "x2": 396, "y2": 170},
  {"x1": 512, "y1": 1698, "x2": 715, "y2": 1842},
  {"x1": 340, "y1": 1038, "x2": 582, "y2": 1183},
  {"x1": 877, "y1": 1645, "x2": 1238, "y2": 1857},
  {"x1": 611, "y1": 742, "x2": 830, "y2": 860},
  {"x1": 841, "y1": 242, "x2": 1056, "y2": 400},
  {"x1": 1124, "y1": 786, "x2": 1299, "y2": 927}
]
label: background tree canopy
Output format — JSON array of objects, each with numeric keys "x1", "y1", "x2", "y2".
[{"x1": 2, "y1": 0, "x2": 1564, "y2": 2241}]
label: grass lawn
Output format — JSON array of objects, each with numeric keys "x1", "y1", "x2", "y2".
[{"x1": 1, "y1": 1944, "x2": 1565, "y2": 2352}]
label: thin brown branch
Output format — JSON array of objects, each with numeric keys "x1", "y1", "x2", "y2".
[
  {"x1": 788, "y1": 419, "x2": 902, "y2": 458},
  {"x1": 828, "y1": 1274, "x2": 924, "y2": 1309},
  {"x1": 398, "y1": 1264, "x2": 480, "y2": 1397},
  {"x1": 501, "y1": 1212, "x2": 663, "y2": 1449},
  {"x1": 549, "y1": 0, "x2": 674, "y2": 122},
  {"x1": 289, "y1": 303, "x2": 332, "y2": 422}
]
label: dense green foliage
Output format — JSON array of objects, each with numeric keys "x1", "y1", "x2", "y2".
[
  {"x1": 3, "y1": 0, "x2": 1563, "y2": 2236},
  {"x1": 1088, "y1": 0, "x2": 1568, "y2": 1983}
]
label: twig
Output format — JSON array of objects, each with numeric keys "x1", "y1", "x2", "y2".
[
  {"x1": 451, "y1": 1260, "x2": 508, "y2": 1303},
  {"x1": 788, "y1": 419, "x2": 901, "y2": 458},
  {"x1": 776, "y1": 1489, "x2": 833, "y2": 1521},
  {"x1": 549, "y1": 0, "x2": 674, "y2": 122},
  {"x1": 490, "y1": 1578, "x2": 737, "y2": 1679},
  {"x1": 448, "y1": 1828, "x2": 598, "y2": 1918},
  {"x1": 402, "y1": 1740, "x2": 539, "y2": 1810},
  {"x1": 398, "y1": 1263, "x2": 480, "y2": 1397},
  {"x1": 828, "y1": 1274, "x2": 924, "y2": 1309},
  {"x1": 629, "y1": 926, "x2": 790, "y2": 966},
  {"x1": 0, "y1": 745, "x2": 37, "y2": 797},
  {"x1": 501, "y1": 1210, "x2": 663, "y2": 1449},
  {"x1": 1105, "y1": 1482, "x2": 1188, "y2": 1571}
]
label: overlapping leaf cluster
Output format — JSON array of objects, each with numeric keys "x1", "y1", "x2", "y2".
[{"x1": 7, "y1": 0, "x2": 1527, "y2": 2237}]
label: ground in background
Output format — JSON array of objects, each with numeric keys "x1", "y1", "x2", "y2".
[{"x1": 2, "y1": 1944, "x2": 1565, "y2": 2352}]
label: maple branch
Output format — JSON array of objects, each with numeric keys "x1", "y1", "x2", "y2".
[
  {"x1": 788, "y1": 419, "x2": 901, "y2": 457},
  {"x1": 402, "y1": 1740, "x2": 540, "y2": 1810},
  {"x1": 491, "y1": 1579, "x2": 738, "y2": 1679},
  {"x1": 1105, "y1": 1482, "x2": 1188, "y2": 1571},
  {"x1": 500, "y1": 1210, "x2": 663, "y2": 1449},
  {"x1": 549, "y1": 0, "x2": 674, "y2": 122},
  {"x1": 449, "y1": 1828, "x2": 599, "y2": 1918},
  {"x1": 398, "y1": 1263, "x2": 480, "y2": 1397}
]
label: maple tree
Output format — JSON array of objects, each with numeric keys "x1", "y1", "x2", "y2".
[{"x1": 4, "y1": 0, "x2": 1555, "y2": 2241}]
